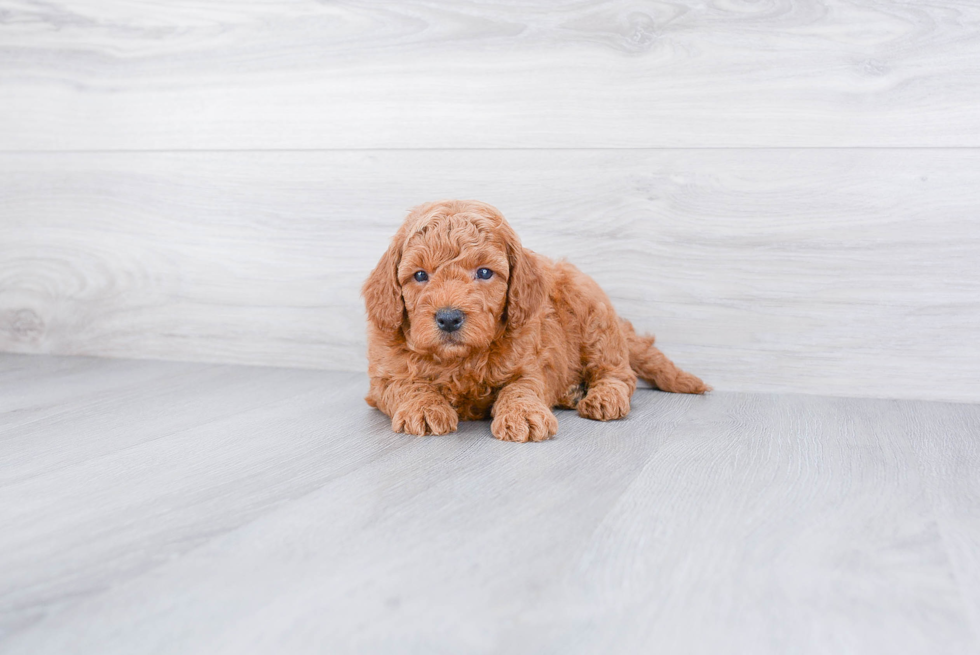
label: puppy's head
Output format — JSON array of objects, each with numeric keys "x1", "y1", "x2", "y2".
[{"x1": 363, "y1": 200, "x2": 544, "y2": 358}]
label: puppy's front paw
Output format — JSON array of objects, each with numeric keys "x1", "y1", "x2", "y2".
[
  {"x1": 491, "y1": 402, "x2": 558, "y2": 443},
  {"x1": 392, "y1": 398, "x2": 459, "y2": 436},
  {"x1": 578, "y1": 380, "x2": 631, "y2": 421}
]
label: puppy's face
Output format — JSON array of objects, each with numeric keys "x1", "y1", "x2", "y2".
[
  {"x1": 397, "y1": 213, "x2": 509, "y2": 357},
  {"x1": 363, "y1": 200, "x2": 545, "y2": 360}
]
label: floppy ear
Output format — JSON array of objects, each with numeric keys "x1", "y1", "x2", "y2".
[
  {"x1": 362, "y1": 232, "x2": 405, "y2": 333},
  {"x1": 503, "y1": 226, "x2": 546, "y2": 330}
]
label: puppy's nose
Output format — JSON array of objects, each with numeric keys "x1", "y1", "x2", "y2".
[{"x1": 435, "y1": 307, "x2": 465, "y2": 333}]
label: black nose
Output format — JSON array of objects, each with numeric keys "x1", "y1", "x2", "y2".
[{"x1": 435, "y1": 307, "x2": 465, "y2": 333}]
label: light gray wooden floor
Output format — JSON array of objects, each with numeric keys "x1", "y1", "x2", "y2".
[{"x1": 1, "y1": 354, "x2": 978, "y2": 655}]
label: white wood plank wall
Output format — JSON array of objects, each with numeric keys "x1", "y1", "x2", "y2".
[
  {"x1": 2, "y1": 0, "x2": 980, "y2": 149},
  {"x1": 1, "y1": 1, "x2": 978, "y2": 402}
]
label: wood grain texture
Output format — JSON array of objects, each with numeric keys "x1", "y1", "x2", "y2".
[
  {"x1": 1, "y1": 354, "x2": 978, "y2": 654},
  {"x1": 1, "y1": 0, "x2": 980, "y2": 149},
  {"x1": 2, "y1": 149, "x2": 978, "y2": 402},
  {"x1": 907, "y1": 401, "x2": 980, "y2": 641}
]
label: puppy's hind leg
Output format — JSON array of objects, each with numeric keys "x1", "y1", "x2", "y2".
[
  {"x1": 578, "y1": 378, "x2": 634, "y2": 421},
  {"x1": 576, "y1": 306, "x2": 638, "y2": 422},
  {"x1": 621, "y1": 320, "x2": 710, "y2": 394}
]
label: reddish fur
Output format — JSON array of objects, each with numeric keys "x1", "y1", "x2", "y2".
[{"x1": 362, "y1": 200, "x2": 709, "y2": 442}]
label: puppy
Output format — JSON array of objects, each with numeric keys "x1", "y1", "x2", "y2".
[{"x1": 363, "y1": 200, "x2": 708, "y2": 442}]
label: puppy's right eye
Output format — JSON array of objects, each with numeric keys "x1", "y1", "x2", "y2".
[{"x1": 413, "y1": 271, "x2": 428, "y2": 282}]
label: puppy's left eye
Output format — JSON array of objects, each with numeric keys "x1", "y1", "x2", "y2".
[{"x1": 476, "y1": 268, "x2": 494, "y2": 280}]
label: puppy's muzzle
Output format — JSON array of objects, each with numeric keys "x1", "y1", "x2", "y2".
[{"x1": 435, "y1": 307, "x2": 465, "y2": 333}]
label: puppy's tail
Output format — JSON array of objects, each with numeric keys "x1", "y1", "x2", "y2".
[{"x1": 622, "y1": 320, "x2": 710, "y2": 394}]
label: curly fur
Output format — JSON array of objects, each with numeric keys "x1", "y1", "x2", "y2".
[{"x1": 363, "y1": 200, "x2": 709, "y2": 442}]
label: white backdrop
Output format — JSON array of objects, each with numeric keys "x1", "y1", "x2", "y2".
[{"x1": 1, "y1": 1, "x2": 979, "y2": 402}]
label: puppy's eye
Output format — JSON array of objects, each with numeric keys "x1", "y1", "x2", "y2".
[
  {"x1": 476, "y1": 268, "x2": 494, "y2": 280},
  {"x1": 413, "y1": 270, "x2": 428, "y2": 282}
]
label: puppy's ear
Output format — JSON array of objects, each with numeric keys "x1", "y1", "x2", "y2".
[
  {"x1": 362, "y1": 231, "x2": 406, "y2": 333},
  {"x1": 503, "y1": 225, "x2": 546, "y2": 330}
]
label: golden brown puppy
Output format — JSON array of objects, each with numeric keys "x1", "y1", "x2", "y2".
[{"x1": 363, "y1": 200, "x2": 708, "y2": 442}]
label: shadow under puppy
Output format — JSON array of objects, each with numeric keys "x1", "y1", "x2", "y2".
[{"x1": 363, "y1": 200, "x2": 708, "y2": 442}]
